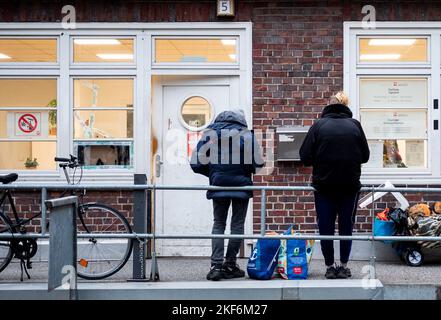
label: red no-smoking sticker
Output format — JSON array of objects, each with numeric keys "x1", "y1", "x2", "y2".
[{"x1": 18, "y1": 114, "x2": 38, "y2": 133}]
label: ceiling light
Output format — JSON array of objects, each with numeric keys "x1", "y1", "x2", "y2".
[
  {"x1": 75, "y1": 39, "x2": 121, "y2": 45},
  {"x1": 221, "y1": 39, "x2": 236, "y2": 46},
  {"x1": 368, "y1": 39, "x2": 417, "y2": 46},
  {"x1": 0, "y1": 53, "x2": 11, "y2": 59},
  {"x1": 96, "y1": 53, "x2": 133, "y2": 60},
  {"x1": 360, "y1": 54, "x2": 401, "y2": 60}
]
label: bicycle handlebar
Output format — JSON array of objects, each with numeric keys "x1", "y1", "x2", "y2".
[{"x1": 54, "y1": 157, "x2": 70, "y2": 162}]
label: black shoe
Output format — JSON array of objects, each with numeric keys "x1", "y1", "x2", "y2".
[
  {"x1": 222, "y1": 263, "x2": 245, "y2": 279},
  {"x1": 336, "y1": 266, "x2": 352, "y2": 279},
  {"x1": 325, "y1": 266, "x2": 337, "y2": 279},
  {"x1": 206, "y1": 265, "x2": 224, "y2": 281}
]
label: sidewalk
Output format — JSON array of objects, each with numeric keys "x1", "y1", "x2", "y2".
[
  {"x1": 0, "y1": 258, "x2": 440, "y2": 300},
  {"x1": 1, "y1": 257, "x2": 441, "y2": 284}
]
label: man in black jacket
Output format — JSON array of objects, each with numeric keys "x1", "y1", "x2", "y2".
[
  {"x1": 191, "y1": 109, "x2": 264, "y2": 281},
  {"x1": 300, "y1": 92, "x2": 370, "y2": 279}
]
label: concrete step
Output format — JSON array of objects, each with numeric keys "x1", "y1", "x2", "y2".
[{"x1": 0, "y1": 279, "x2": 384, "y2": 300}]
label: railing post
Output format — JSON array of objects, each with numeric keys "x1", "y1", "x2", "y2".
[
  {"x1": 150, "y1": 187, "x2": 160, "y2": 281},
  {"x1": 45, "y1": 196, "x2": 78, "y2": 300},
  {"x1": 131, "y1": 174, "x2": 148, "y2": 281},
  {"x1": 260, "y1": 189, "x2": 266, "y2": 236},
  {"x1": 370, "y1": 185, "x2": 377, "y2": 279},
  {"x1": 41, "y1": 187, "x2": 47, "y2": 235}
]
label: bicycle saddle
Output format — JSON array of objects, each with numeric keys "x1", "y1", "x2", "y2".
[{"x1": 0, "y1": 173, "x2": 18, "y2": 184}]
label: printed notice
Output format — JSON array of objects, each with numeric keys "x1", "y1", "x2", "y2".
[
  {"x1": 406, "y1": 140, "x2": 425, "y2": 167},
  {"x1": 364, "y1": 140, "x2": 384, "y2": 168}
]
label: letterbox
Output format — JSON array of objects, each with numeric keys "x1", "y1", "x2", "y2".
[{"x1": 276, "y1": 126, "x2": 310, "y2": 161}]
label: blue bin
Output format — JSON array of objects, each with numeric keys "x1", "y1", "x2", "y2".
[{"x1": 373, "y1": 218, "x2": 395, "y2": 244}]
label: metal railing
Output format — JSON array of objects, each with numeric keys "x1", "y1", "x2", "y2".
[{"x1": 1, "y1": 182, "x2": 441, "y2": 282}]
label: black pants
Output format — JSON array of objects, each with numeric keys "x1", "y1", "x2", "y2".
[
  {"x1": 314, "y1": 191, "x2": 360, "y2": 266},
  {"x1": 211, "y1": 198, "x2": 249, "y2": 267}
]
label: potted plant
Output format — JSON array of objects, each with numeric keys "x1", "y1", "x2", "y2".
[
  {"x1": 47, "y1": 99, "x2": 57, "y2": 136},
  {"x1": 24, "y1": 157, "x2": 39, "y2": 169}
]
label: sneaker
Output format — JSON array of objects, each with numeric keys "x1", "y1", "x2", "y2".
[
  {"x1": 206, "y1": 265, "x2": 224, "y2": 281},
  {"x1": 325, "y1": 266, "x2": 338, "y2": 279},
  {"x1": 336, "y1": 266, "x2": 352, "y2": 279},
  {"x1": 222, "y1": 263, "x2": 245, "y2": 279}
]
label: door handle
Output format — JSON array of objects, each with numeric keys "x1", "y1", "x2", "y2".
[{"x1": 155, "y1": 154, "x2": 163, "y2": 178}]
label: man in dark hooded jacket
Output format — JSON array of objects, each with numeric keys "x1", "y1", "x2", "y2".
[
  {"x1": 300, "y1": 92, "x2": 370, "y2": 280},
  {"x1": 191, "y1": 109, "x2": 264, "y2": 281}
]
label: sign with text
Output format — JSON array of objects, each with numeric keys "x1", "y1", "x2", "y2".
[
  {"x1": 360, "y1": 109, "x2": 427, "y2": 140},
  {"x1": 359, "y1": 78, "x2": 427, "y2": 109}
]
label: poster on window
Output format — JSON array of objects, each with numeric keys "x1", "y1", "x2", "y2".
[
  {"x1": 360, "y1": 109, "x2": 427, "y2": 140},
  {"x1": 359, "y1": 78, "x2": 427, "y2": 109},
  {"x1": 7, "y1": 111, "x2": 49, "y2": 139},
  {"x1": 405, "y1": 140, "x2": 426, "y2": 167},
  {"x1": 364, "y1": 140, "x2": 383, "y2": 168}
]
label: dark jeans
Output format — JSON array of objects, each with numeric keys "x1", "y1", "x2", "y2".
[
  {"x1": 211, "y1": 198, "x2": 249, "y2": 267},
  {"x1": 314, "y1": 191, "x2": 360, "y2": 266}
]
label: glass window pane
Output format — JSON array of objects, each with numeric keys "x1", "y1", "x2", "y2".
[
  {"x1": 0, "y1": 141, "x2": 56, "y2": 170},
  {"x1": 359, "y1": 38, "x2": 427, "y2": 62},
  {"x1": 73, "y1": 38, "x2": 134, "y2": 63},
  {"x1": 359, "y1": 78, "x2": 427, "y2": 109},
  {"x1": 0, "y1": 38, "x2": 57, "y2": 62},
  {"x1": 0, "y1": 110, "x2": 57, "y2": 139},
  {"x1": 364, "y1": 139, "x2": 427, "y2": 169},
  {"x1": 0, "y1": 79, "x2": 57, "y2": 108},
  {"x1": 75, "y1": 142, "x2": 133, "y2": 169},
  {"x1": 360, "y1": 109, "x2": 427, "y2": 140},
  {"x1": 155, "y1": 38, "x2": 237, "y2": 63},
  {"x1": 74, "y1": 110, "x2": 133, "y2": 139},
  {"x1": 74, "y1": 79, "x2": 133, "y2": 108},
  {"x1": 181, "y1": 96, "x2": 212, "y2": 129}
]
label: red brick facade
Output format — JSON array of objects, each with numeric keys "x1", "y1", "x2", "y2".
[{"x1": 1, "y1": 0, "x2": 440, "y2": 235}]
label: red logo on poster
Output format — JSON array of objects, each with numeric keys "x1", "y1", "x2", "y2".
[
  {"x1": 293, "y1": 267, "x2": 303, "y2": 274},
  {"x1": 18, "y1": 114, "x2": 38, "y2": 133}
]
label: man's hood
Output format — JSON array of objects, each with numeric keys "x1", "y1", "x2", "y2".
[{"x1": 208, "y1": 110, "x2": 248, "y2": 130}]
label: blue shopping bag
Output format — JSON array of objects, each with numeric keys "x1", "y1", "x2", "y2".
[
  {"x1": 247, "y1": 238, "x2": 281, "y2": 280},
  {"x1": 373, "y1": 218, "x2": 395, "y2": 244},
  {"x1": 277, "y1": 226, "x2": 309, "y2": 280}
]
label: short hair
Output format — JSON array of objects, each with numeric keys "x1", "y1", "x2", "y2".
[{"x1": 330, "y1": 91, "x2": 349, "y2": 106}]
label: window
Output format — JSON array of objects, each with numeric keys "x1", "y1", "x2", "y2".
[
  {"x1": 73, "y1": 38, "x2": 134, "y2": 63},
  {"x1": 0, "y1": 38, "x2": 57, "y2": 63},
  {"x1": 359, "y1": 78, "x2": 428, "y2": 169},
  {"x1": 154, "y1": 38, "x2": 238, "y2": 63},
  {"x1": 180, "y1": 96, "x2": 213, "y2": 130},
  {"x1": 359, "y1": 37, "x2": 428, "y2": 63},
  {"x1": 0, "y1": 78, "x2": 57, "y2": 170},
  {"x1": 73, "y1": 78, "x2": 134, "y2": 169}
]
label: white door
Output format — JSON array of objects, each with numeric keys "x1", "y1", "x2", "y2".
[{"x1": 153, "y1": 76, "x2": 252, "y2": 256}]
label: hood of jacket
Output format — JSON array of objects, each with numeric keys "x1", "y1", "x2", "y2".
[
  {"x1": 208, "y1": 110, "x2": 248, "y2": 130},
  {"x1": 321, "y1": 103, "x2": 353, "y2": 119}
]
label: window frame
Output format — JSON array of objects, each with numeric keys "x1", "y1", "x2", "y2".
[
  {"x1": 0, "y1": 23, "x2": 252, "y2": 183},
  {"x1": 345, "y1": 22, "x2": 441, "y2": 184},
  {"x1": 152, "y1": 36, "x2": 240, "y2": 68},
  {"x1": 0, "y1": 36, "x2": 59, "y2": 68}
]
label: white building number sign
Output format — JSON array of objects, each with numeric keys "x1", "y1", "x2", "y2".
[{"x1": 217, "y1": 0, "x2": 235, "y2": 16}]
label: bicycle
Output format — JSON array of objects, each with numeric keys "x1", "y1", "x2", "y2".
[{"x1": 0, "y1": 155, "x2": 133, "y2": 280}]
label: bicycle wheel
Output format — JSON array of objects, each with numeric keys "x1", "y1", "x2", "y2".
[
  {"x1": 0, "y1": 213, "x2": 13, "y2": 273},
  {"x1": 76, "y1": 203, "x2": 133, "y2": 280}
]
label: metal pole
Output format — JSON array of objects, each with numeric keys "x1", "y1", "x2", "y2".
[
  {"x1": 41, "y1": 187, "x2": 47, "y2": 235},
  {"x1": 370, "y1": 185, "x2": 376, "y2": 279},
  {"x1": 131, "y1": 174, "x2": 148, "y2": 281},
  {"x1": 260, "y1": 189, "x2": 266, "y2": 236},
  {"x1": 150, "y1": 187, "x2": 160, "y2": 281}
]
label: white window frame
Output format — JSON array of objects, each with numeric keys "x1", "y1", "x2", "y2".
[
  {"x1": 345, "y1": 22, "x2": 441, "y2": 184},
  {"x1": 0, "y1": 22, "x2": 252, "y2": 184}
]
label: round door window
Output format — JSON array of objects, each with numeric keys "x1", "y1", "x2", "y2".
[{"x1": 180, "y1": 96, "x2": 213, "y2": 130}]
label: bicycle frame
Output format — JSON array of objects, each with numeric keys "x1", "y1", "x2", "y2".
[{"x1": 0, "y1": 189, "x2": 41, "y2": 233}]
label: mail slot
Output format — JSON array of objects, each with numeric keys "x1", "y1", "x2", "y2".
[{"x1": 276, "y1": 126, "x2": 310, "y2": 161}]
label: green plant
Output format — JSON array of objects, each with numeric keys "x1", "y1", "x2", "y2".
[
  {"x1": 47, "y1": 99, "x2": 57, "y2": 129},
  {"x1": 24, "y1": 157, "x2": 38, "y2": 168}
]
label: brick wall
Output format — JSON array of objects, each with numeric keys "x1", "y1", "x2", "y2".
[{"x1": 1, "y1": 0, "x2": 441, "y2": 235}]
